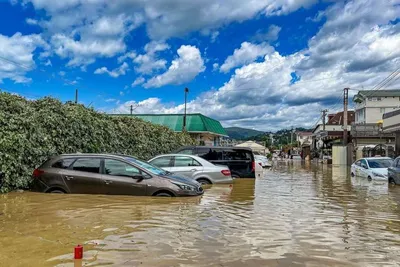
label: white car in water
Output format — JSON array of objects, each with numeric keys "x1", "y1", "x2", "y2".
[
  {"x1": 148, "y1": 154, "x2": 233, "y2": 185},
  {"x1": 255, "y1": 155, "x2": 272, "y2": 168},
  {"x1": 351, "y1": 157, "x2": 394, "y2": 180}
]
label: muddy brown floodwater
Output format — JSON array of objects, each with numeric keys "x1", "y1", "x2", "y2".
[{"x1": 1, "y1": 161, "x2": 400, "y2": 267}]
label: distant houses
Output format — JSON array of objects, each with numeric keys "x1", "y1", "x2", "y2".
[{"x1": 312, "y1": 89, "x2": 400, "y2": 160}]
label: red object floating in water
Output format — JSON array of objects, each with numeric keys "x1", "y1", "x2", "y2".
[{"x1": 74, "y1": 245, "x2": 83, "y2": 259}]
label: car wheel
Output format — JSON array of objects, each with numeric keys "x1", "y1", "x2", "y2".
[
  {"x1": 389, "y1": 177, "x2": 396, "y2": 185},
  {"x1": 351, "y1": 172, "x2": 355, "y2": 177},
  {"x1": 367, "y1": 176, "x2": 372, "y2": 181},
  {"x1": 49, "y1": 189, "x2": 65, "y2": 194},
  {"x1": 155, "y1": 192, "x2": 173, "y2": 197},
  {"x1": 197, "y1": 178, "x2": 211, "y2": 185}
]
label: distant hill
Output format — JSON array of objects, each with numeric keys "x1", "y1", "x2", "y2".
[{"x1": 225, "y1": 127, "x2": 265, "y2": 140}]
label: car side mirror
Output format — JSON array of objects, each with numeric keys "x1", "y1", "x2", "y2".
[
  {"x1": 131, "y1": 174, "x2": 144, "y2": 180},
  {"x1": 362, "y1": 165, "x2": 368, "y2": 169}
]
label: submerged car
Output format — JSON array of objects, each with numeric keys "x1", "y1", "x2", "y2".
[
  {"x1": 351, "y1": 157, "x2": 394, "y2": 180},
  {"x1": 254, "y1": 155, "x2": 272, "y2": 168},
  {"x1": 388, "y1": 156, "x2": 400, "y2": 185},
  {"x1": 148, "y1": 154, "x2": 233, "y2": 185},
  {"x1": 31, "y1": 154, "x2": 203, "y2": 197},
  {"x1": 174, "y1": 146, "x2": 256, "y2": 178}
]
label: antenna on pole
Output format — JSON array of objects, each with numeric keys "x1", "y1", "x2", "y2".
[{"x1": 183, "y1": 87, "x2": 189, "y2": 131}]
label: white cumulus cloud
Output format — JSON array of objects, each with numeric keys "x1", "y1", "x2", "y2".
[
  {"x1": 144, "y1": 45, "x2": 205, "y2": 88},
  {"x1": 0, "y1": 32, "x2": 48, "y2": 83},
  {"x1": 132, "y1": 77, "x2": 145, "y2": 87},
  {"x1": 94, "y1": 62, "x2": 129, "y2": 78},
  {"x1": 220, "y1": 42, "x2": 274, "y2": 73}
]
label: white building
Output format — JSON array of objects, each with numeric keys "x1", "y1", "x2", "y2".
[
  {"x1": 296, "y1": 132, "x2": 312, "y2": 146},
  {"x1": 353, "y1": 90, "x2": 400, "y2": 124}
]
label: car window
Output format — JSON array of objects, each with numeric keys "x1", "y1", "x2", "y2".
[
  {"x1": 367, "y1": 159, "x2": 394, "y2": 168},
  {"x1": 104, "y1": 159, "x2": 141, "y2": 177},
  {"x1": 177, "y1": 149, "x2": 194, "y2": 155},
  {"x1": 360, "y1": 159, "x2": 368, "y2": 168},
  {"x1": 174, "y1": 156, "x2": 202, "y2": 167},
  {"x1": 397, "y1": 159, "x2": 400, "y2": 167},
  {"x1": 198, "y1": 148, "x2": 223, "y2": 160},
  {"x1": 71, "y1": 158, "x2": 101, "y2": 173},
  {"x1": 223, "y1": 150, "x2": 251, "y2": 160},
  {"x1": 355, "y1": 160, "x2": 361, "y2": 166},
  {"x1": 151, "y1": 156, "x2": 172, "y2": 168},
  {"x1": 124, "y1": 156, "x2": 167, "y2": 176},
  {"x1": 52, "y1": 158, "x2": 75, "y2": 169}
]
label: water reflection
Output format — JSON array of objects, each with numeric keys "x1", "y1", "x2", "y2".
[{"x1": 1, "y1": 162, "x2": 400, "y2": 266}]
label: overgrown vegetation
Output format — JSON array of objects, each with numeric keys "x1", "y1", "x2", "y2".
[{"x1": 0, "y1": 92, "x2": 194, "y2": 193}]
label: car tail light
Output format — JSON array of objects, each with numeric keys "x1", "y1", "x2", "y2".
[
  {"x1": 221, "y1": 170, "x2": 231, "y2": 176},
  {"x1": 32, "y1": 169, "x2": 44, "y2": 178},
  {"x1": 252, "y1": 161, "x2": 255, "y2": 171}
]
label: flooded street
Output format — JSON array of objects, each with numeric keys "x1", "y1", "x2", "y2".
[{"x1": 1, "y1": 161, "x2": 400, "y2": 267}]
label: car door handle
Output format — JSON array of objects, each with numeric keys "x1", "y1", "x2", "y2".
[
  {"x1": 65, "y1": 176, "x2": 74, "y2": 180},
  {"x1": 104, "y1": 180, "x2": 113, "y2": 185}
]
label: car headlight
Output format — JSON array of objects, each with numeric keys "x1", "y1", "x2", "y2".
[
  {"x1": 171, "y1": 182, "x2": 196, "y2": 191},
  {"x1": 372, "y1": 172, "x2": 385, "y2": 178}
]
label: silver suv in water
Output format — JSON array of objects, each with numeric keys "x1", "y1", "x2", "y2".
[{"x1": 31, "y1": 154, "x2": 204, "y2": 197}]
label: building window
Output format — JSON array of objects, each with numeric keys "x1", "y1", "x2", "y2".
[{"x1": 377, "y1": 97, "x2": 381, "y2": 101}]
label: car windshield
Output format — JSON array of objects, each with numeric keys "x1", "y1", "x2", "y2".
[
  {"x1": 124, "y1": 157, "x2": 167, "y2": 175},
  {"x1": 367, "y1": 159, "x2": 393, "y2": 168}
]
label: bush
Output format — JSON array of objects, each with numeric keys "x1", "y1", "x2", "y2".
[{"x1": 0, "y1": 92, "x2": 194, "y2": 193}]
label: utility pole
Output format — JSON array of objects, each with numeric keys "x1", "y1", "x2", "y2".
[
  {"x1": 291, "y1": 126, "x2": 294, "y2": 144},
  {"x1": 343, "y1": 88, "x2": 349, "y2": 146},
  {"x1": 321, "y1": 109, "x2": 328, "y2": 131},
  {"x1": 130, "y1": 105, "x2": 133, "y2": 115},
  {"x1": 183, "y1": 88, "x2": 189, "y2": 131},
  {"x1": 75, "y1": 89, "x2": 78, "y2": 104}
]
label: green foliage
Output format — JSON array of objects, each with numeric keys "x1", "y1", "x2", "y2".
[
  {"x1": 224, "y1": 127, "x2": 264, "y2": 140},
  {"x1": 0, "y1": 92, "x2": 194, "y2": 193}
]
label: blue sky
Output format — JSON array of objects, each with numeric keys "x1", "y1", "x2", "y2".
[{"x1": 1, "y1": 0, "x2": 399, "y2": 130}]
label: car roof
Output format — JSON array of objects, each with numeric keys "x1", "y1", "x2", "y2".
[
  {"x1": 59, "y1": 153, "x2": 133, "y2": 160},
  {"x1": 360, "y1": 157, "x2": 393, "y2": 160},
  {"x1": 150, "y1": 154, "x2": 215, "y2": 166},
  {"x1": 178, "y1": 146, "x2": 253, "y2": 152}
]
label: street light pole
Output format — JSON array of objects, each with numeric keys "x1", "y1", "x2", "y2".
[{"x1": 183, "y1": 88, "x2": 189, "y2": 131}]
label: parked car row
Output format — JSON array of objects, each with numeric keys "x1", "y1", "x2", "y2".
[
  {"x1": 30, "y1": 146, "x2": 260, "y2": 197},
  {"x1": 351, "y1": 156, "x2": 400, "y2": 185},
  {"x1": 174, "y1": 146, "x2": 256, "y2": 178}
]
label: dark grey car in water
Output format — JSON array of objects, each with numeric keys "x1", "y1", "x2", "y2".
[
  {"x1": 388, "y1": 156, "x2": 400, "y2": 185},
  {"x1": 31, "y1": 154, "x2": 203, "y2": 197}
]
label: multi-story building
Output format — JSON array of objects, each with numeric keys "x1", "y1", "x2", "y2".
[
  {"x1": 353, "y1": 90, "x2": 400, "y2": 124},
  {"x1": 352, "y1": 90, "x2": 400, "y2": 158}
]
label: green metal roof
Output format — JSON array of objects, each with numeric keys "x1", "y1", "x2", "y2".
[
  {"x1": 116, "y1": 113, "x2": 228, "y2": 136},
  {"x1": 355, "y1": 89, "x2": 400, "y2": 98}
]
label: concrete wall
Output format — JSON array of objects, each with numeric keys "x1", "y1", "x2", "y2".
[
  {"x1": 383, "y1": 112, "x2": 400, "y2": 132},
  {"x1": 191, "y1": 133, "x2": 221, "y2": 146},
  {"x1": 332, "y1": 145, "x2": 351, "y2": 166}
]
